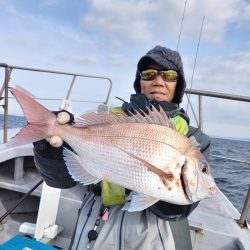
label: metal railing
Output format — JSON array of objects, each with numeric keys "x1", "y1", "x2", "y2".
[
  {"x1": 0, "y1": 63, "x2": 249, "y2": 228},
  {"x1": 184, "y1": 88, "x2": 250, "y2": 228},
  {"x1": 185, "y1": 88, "x2": 250, "y2": 131},
  {"x1": 0, "y1": 63, "x2": 113, "y2": 143}
]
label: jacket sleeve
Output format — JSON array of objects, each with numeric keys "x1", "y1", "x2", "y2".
[
  {"x1": 33, "y1": 139, "x2": 77, "y2": 189},
  {"x1": 187, "y1": 126, "x2": 211, "y2": 162},
  {"x1": 149, "y1": 126, "x2": 211, "y2": 221}
]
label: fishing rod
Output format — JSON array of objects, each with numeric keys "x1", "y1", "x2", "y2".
[
  {"x1": 177, "y1": 0, "x2": 187, "y2": 52},
  {"x1": 176, "y1": 0, "x2": 203, "y2": 128},
  {"x1": 0, "y1": 179, "x2": 43, "y2": 224},
  {"x1": 186, "y1": 16, "x2": 205, "y2": 115}
]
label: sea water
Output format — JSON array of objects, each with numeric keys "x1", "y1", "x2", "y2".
[
  {"x1": 210, "y1": 137, "x2": 250, "y2": 221},
  {"x1": 1, "y1": 115, "x2": 249, "y2": 221}
]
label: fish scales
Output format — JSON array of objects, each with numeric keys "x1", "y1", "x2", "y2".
[
  {"x1": 40, "y1": 118, "x2": 203, "y2": 204},
  {"x1": 84, "y1": 123, "x2": 191, "y2": 154},
  {"x1": 61, "y1": 124, "x2": 182, "y2": 171},
  {"x1": 7, "y1": 86, "x2": 217, "y2": 209},
  {"x1": 60, "y1": 126, "x2": 187, "y2": 202}
]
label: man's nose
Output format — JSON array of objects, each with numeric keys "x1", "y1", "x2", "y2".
[{"x1": 152, "y1": 74, "x2": 165, "y2": 86}]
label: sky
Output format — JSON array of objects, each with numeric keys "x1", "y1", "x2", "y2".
[{"x1": 0, "y1": 0, "x2": 250, "y2": 139}]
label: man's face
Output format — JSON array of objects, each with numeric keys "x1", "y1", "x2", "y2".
[{"x1": 140, "y1": 63, "x2": 177, "y2": 102}]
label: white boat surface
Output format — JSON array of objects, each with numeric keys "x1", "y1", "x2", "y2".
[{"x1": 0, "y1": 64, "x2": 249, "y2": 250}]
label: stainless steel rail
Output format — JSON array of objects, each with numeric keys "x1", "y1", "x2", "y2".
[
  {"x1": 185, "y1": 88, "x2": 250, "y2": 131},
  {"x1": 0, "y1": 63, "x2": 249, "y2": 228},
  {"x1": 185, "y1": 88, "x2": 250, "y2": 228},
  {"x1": 239, "y1": 186, "x2": 250, "y2": 228},
  {"x1": 210, "y1": 154, "x2": 250, "y2": 167},
  {"x1": 185, "y1": 88, "x2": 250, "y2": 102},
  {"x1": 0, "y1": 63, "x2": 113, "y2": 143}
]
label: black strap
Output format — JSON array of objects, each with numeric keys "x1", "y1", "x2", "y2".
[{"x1": 169, "y1": 218, "x2": 192, "y2": 250}]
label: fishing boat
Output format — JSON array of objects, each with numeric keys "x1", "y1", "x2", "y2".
[{"x1": 0, "y1": 63, "x2": 249, "y2": 250}]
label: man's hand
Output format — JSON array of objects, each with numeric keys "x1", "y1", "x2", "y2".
[{"x1": 47, "y1": 110, "x2": 74, "y2": 147}]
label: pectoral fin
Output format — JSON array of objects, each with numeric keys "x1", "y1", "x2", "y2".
[
  {"x1": 63, "y1": 148, "x2": 100, "y2": 185},
  {"x1": 122, "y1": 191, "x2": 159, "y2": 212}
]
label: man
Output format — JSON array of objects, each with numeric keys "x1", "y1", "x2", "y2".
[{"x1": 34, "y1": 45, "x2": 210, "y2": 250}]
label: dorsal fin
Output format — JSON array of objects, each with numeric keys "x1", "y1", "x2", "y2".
[{"x1": 74, "y1": 105, "x2": 176, "y2": 130}]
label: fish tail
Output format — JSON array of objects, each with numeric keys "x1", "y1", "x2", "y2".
[{"x1": 8, "y1": 86, "x2": 56, "y2": 145}]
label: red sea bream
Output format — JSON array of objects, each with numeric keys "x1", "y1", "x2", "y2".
[{"x1": 6, "y1": 86, "x2": 216, "y2": 211}]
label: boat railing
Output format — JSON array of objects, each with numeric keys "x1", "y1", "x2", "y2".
[
  {"x1": 185, "y1": 88, "x2": 250, "y2": 166},
  {"x1": 0, "y1": 62, "x2": 112, "y2": 143},
  {"x1": 185, "y1": 88, "x2": 250, "y2": 228},
  {"x1": 0, "y1": 62, "x2": 249, "y2": 228}
]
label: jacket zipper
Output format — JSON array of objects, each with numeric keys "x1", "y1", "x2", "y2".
[
  {"x1": 68, "y1": 192, "x2": 94, "y2": 249},
  {"x1": 75, "y1": 196, "x2": 96, "y2": 250},
  {"x1": 119, "y1": 211, "x2": 126, "y2": 250},
  {"x1": 156, "y1": 217, "x2": 166, "y2": 250}
]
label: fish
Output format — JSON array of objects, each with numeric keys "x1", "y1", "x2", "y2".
[{"x1": 6, "y1": 85, "x2": 216, "y2": 211}]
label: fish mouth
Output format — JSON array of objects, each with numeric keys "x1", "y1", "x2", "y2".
[
  {"x1": 180, "y1": 162, "x2": 196, "y2": 202},
  {"x1": 180, "y1": 172, "x2": 191, "y2": 201},
  {"x1": 209, "y1": 186, "x2": 217, "y2": 195}
]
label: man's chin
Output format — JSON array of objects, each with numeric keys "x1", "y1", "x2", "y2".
[{"x1": 149, "y1": 93, "x2": 168, "y2": 102}]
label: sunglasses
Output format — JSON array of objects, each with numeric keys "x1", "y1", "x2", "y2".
[{"x1": 140, "y1": 69, "x2": 178, "y2": 82}]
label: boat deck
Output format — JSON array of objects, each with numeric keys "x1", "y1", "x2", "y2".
[{"x1": 189, "y1": 189, "x2": 250, "y2": 249}]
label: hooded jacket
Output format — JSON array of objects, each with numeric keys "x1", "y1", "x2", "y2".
[
  {"x1": 33, "y1": 94, "x2": 210, "y2": 250},
  {"x1": 33, "y1": 46, "x2": 211, "y2": 250}
]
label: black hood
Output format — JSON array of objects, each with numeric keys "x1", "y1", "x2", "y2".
[{"x1": 134, "y1": 45, "x2": 186, "y2": 104}]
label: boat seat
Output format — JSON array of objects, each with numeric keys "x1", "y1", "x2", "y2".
[{"x1": 0, "y1": 144, "x2": 33, "y2": 162}]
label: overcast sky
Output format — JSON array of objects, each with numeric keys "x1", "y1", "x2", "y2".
[{"x1": 0, "y1": 0, "x2": 250, "y2": 139}]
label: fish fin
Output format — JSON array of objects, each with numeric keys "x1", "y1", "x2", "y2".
[
  {"x1": 74, "y1": 112, "x2": 132, "y2": 127},
  {"x1": 9, "y1": 86, "x2": 54, "y2": 125},
  {"x1": 116, "y1": 146, "x2": 174, "y2": 183},
  {"x1": 8, "y1": 125, "x2": 52, "y2": 146},
  {"x1": 74, "y1": 105, "x2": 175, "y2": 129},
  {"x1": 63, "y1": 148, "x2": 100, "y2": 185},
  {"x1": 122, "y1": 192, "x2": 159, "y2": 212},
  {"x1": 7, "y1": 86, "x2": 56, "y2": 146},
  {"x1": 13, "y1": 85, "x2": 36, "y2": 99},
  {"x1": 145, "y1": 106, "x2": 176, "y2": 129}
]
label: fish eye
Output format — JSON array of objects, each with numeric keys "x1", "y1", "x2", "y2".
[{"x1": 200, "y1": 160, "x2": 208, "y2": 173}]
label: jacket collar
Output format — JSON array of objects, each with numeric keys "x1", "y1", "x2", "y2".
[{"x1": 122, "y1": 93, "x2": 190, "y2": 124}]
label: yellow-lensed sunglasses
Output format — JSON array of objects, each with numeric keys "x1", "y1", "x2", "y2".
[{"x1": 140, "y1": 69, "x2": 178, "y2": 82}]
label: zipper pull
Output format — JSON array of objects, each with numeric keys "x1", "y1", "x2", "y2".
[{"x1": 102, "y1": 208, "x2": 109, "y2": 221}]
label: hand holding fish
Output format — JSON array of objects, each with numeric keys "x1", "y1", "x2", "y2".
[{"x1": 47, "y1": 110, "x2": 74, "y2": 147}]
